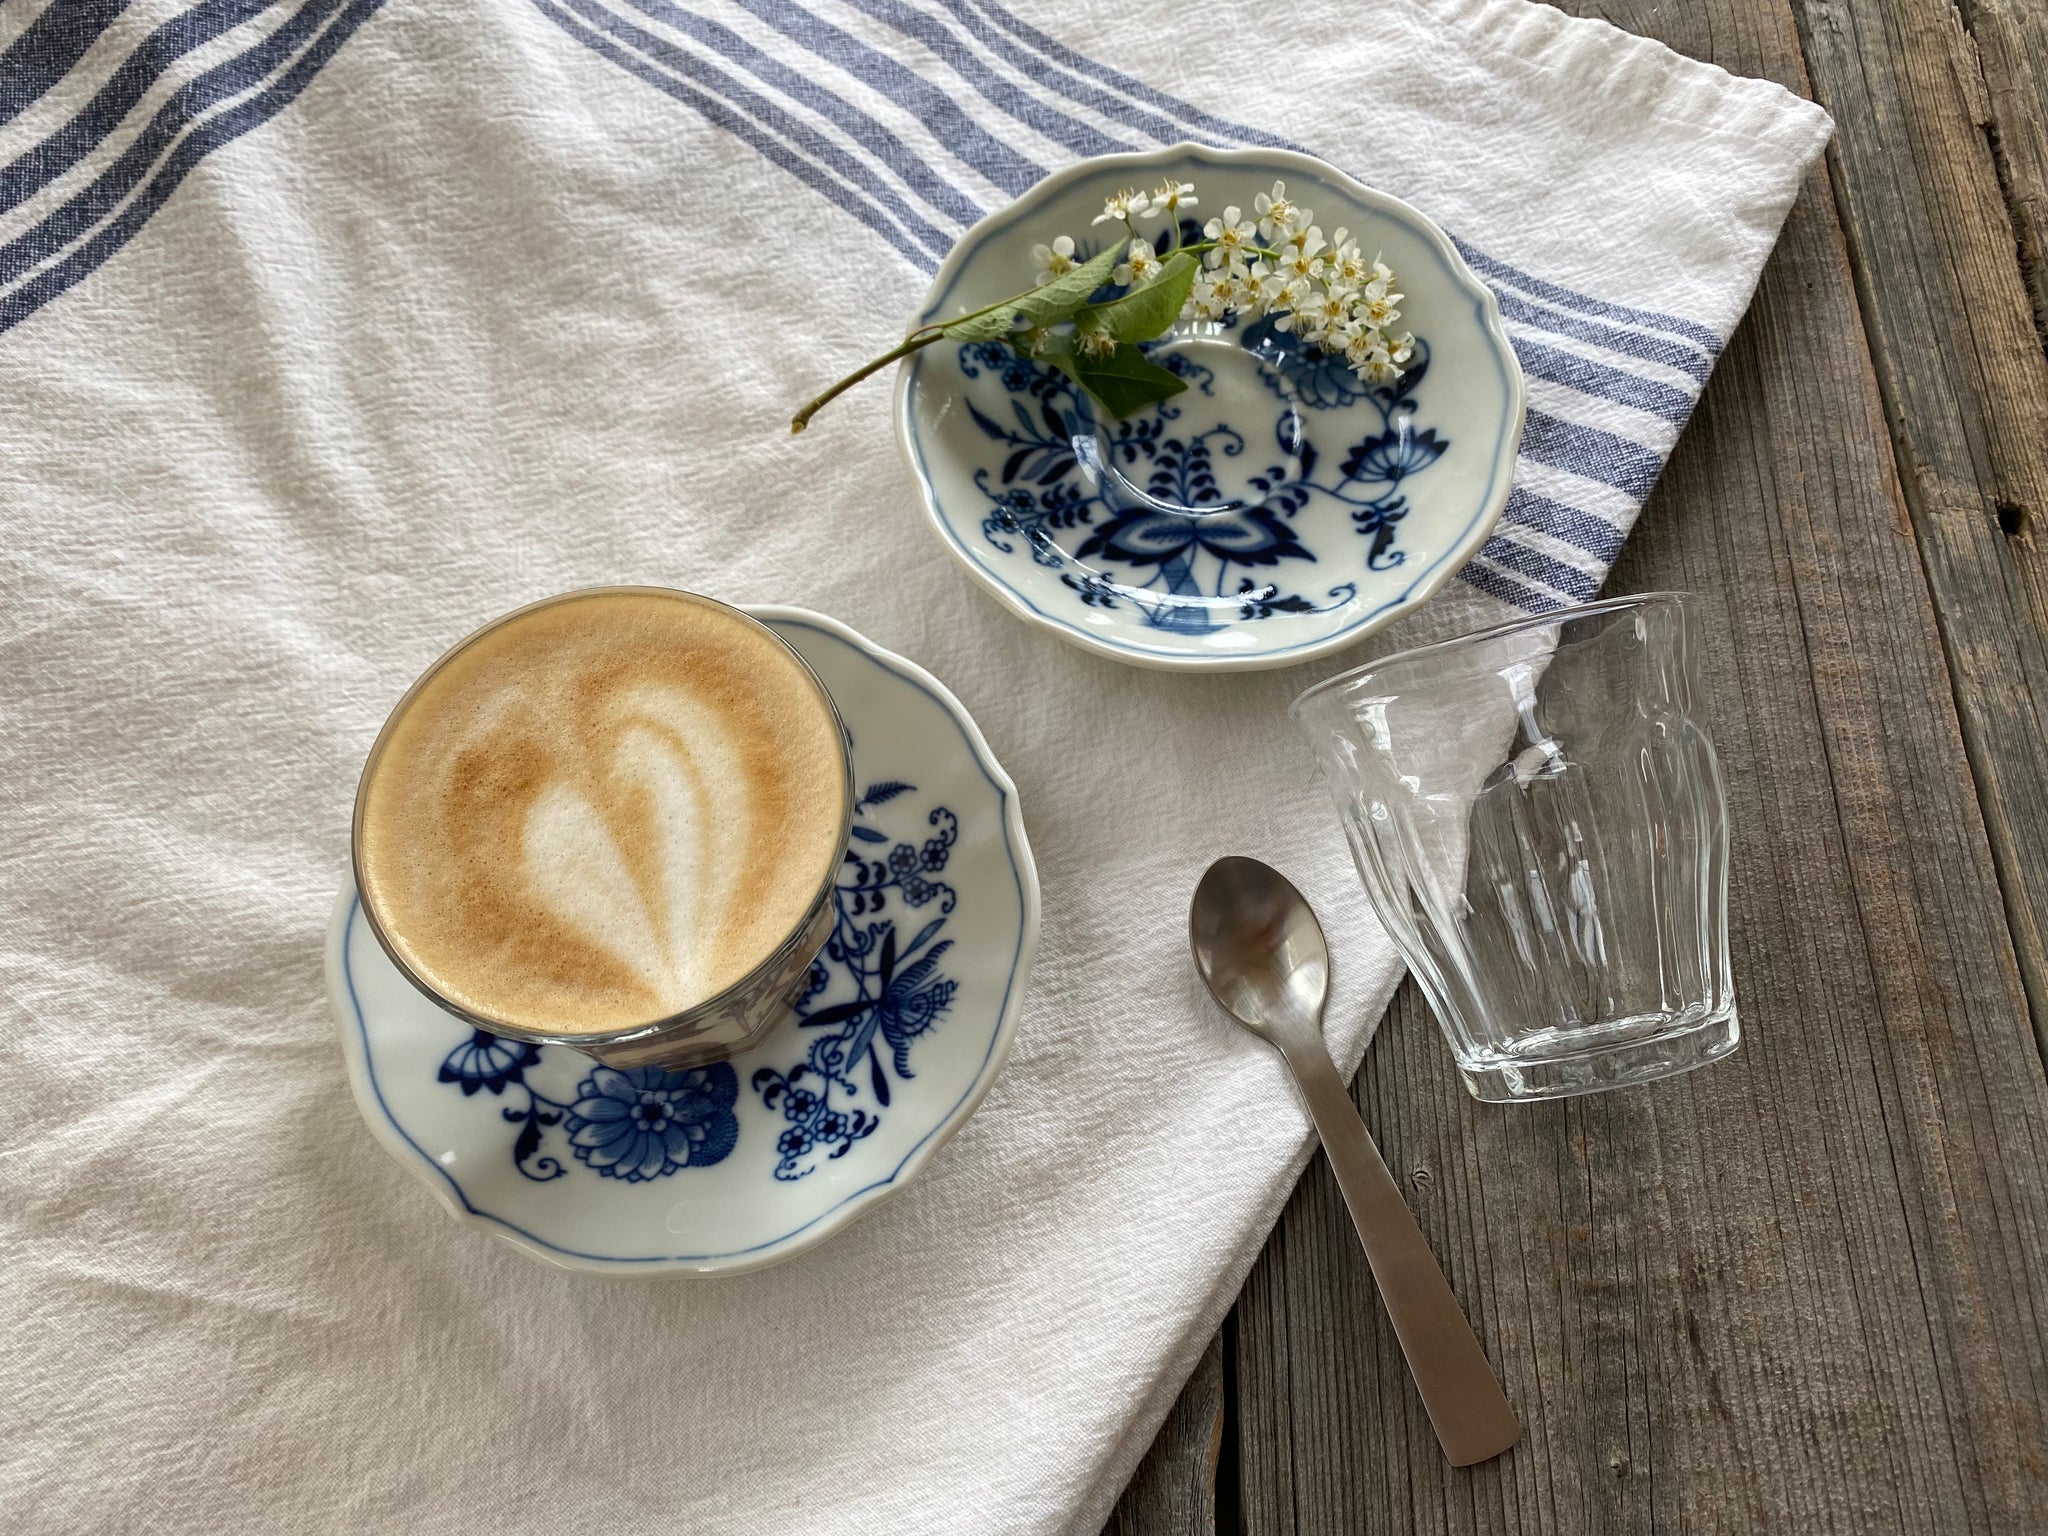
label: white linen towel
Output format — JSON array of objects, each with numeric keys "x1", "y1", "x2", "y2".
[{"x1": 0, "y1": 1, "x2": 1828, "y2": 1530}]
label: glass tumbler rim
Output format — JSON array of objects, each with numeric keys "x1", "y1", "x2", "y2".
[{"x1": 1287, "y1": 589, "x2": 1692, "y2": 720}]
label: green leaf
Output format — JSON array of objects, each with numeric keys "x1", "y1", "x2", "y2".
[
  {"x1": 1024, "y1": 330, "x2": 1090, "y2": 395},
  {"x1": 1010, "y1": 242, "x2": 1125, "y2": 324},
  {"x1": 941, "y1": 307, "x2": 1025, "y2": 343},
  {"x1": 1072, "y1": 343, "x2": 1188, "y2": 420},
  {"x1": 1022, "y1": 331, "x2": 1187, "y2": 420},
  {"x1": 939, "y1": 242, "x2": 1125, "y2": 342},
  {"x1": 1077, "y1": 251, "x2": 1199, "y2": 344}
]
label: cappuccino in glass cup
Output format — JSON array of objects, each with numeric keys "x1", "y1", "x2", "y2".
[{"x1": 352, "y1": 587, "x2": 852, "y2": 1069}]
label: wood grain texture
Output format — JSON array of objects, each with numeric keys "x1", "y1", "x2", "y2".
[
  {"x1": 1792, "y1": 0, "x2": 2048, "y2": 1054},
  {"x1": 1235, "y1": 182, "x2": 2048, "y2": 1530},
  {"x1": 1100, "y1": 1334, "x2": 1225, "y2": 1536},
  {"x1": 1227, "y1": 1, "x2": 2048, "y2": 1530},
  {"x1": 1113, "y1": 2, "x2": 2048, "y2": 1530},
  {"x1": 1963, "y1": 0, "x2": 2048, "y2": 346}
]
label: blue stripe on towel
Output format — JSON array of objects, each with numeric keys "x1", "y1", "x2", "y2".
[
  {"x1": 1476, "y1": 533, "x2": 1600, "y2": 603},
  {"x1": 1459, "y1": 558, "x2": 1570, "y2": 614},
  {"x1": 1510, "y1": 337, "x2": 1695, "y2": 425},
  {"x1": 553, "y1": 0, "x2": 956, "y2": 260},
  {"x1": 0, "y1": 0, "x2": 134, "y2": 126},
  {"x1": 617, "y1": 0, "x2": 987, "y2": 228},
  {"x1": 918, "y1": 0, "x2": 1202, "y2": 151},
  {"x1": 1494, "y1": 288, "x2": 1712, "y2": 384},
  {"x1": 1518, "y1": 410, "x2": 1667, "y2": 500},
  {"x1": 0, "y1": 0, "x2": 270, "y2": 219},
  {"x1": 0, "y1": 0, "x2": 387, "y2": 333},
  {"x1": 0, "y1": 0, "x2": 351, "y2": 291},
  {"x1": 830, "y1": 0, "x2": 1133, "y2": 160},
  {"x1": 533, "y1": 0, "x2": 942, "y2": 268},
  {"x1": 721, "y1": 0, "x2": 1048, "y2": 196},
  {"x1": 948, "y1": 0, "x2": 1295, "y2": 151},
  {"x1": 1451, "y1": 235, "x2": 1723, "y2": 355},
  {"x1": 1500, "y1": 487, "x2": 1627, "y2": 563}
]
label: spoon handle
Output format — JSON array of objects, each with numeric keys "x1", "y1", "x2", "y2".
[{"x1": 1279, "y1": 1028, "x2": 1522, "y2": 1467}]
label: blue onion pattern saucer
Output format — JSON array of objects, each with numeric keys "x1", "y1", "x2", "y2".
[
  {"x1": 895, "y1": 143, "x2": 1524, "y2": 672},
  {"x1": 329, "y1": 609, "x2": 1038, "y2": 1276}
]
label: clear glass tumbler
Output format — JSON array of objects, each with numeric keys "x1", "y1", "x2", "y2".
[{"x1": 1290, "y1": 592, "x2": 1738, "y2": 1102}]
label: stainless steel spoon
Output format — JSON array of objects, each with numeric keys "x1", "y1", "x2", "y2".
[{"x1": 1190, "y1": 856, "x2": 1521, "y2": 1468}]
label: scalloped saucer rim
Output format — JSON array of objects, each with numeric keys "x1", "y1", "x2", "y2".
[
  {"x1": 328, "y1": 605, "x2": 1040, "y2": 1277},
  {"x1": 893, "y1": 141, "x2": 1525, "y2": 673}
]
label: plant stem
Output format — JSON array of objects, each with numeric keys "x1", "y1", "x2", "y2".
[
  {"x1": 790, "y1": 233, "x2": 1238, "y2": 434},
  {"x1": 790, "y1": 326, "x2": 945, "y2": 434}
]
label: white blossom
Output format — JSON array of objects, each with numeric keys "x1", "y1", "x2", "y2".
[
  {"x1": 1236, "y1": 261, "x2": 1279, "y2": 317},
  {"x1": 1015, "y1": 177, "x2": 1407, "y2": 388},
  {"x1": 1358, "y1": 285, "x2": 1402, "y2": 327},
  {"x1": 1269, "y1": 275, "x2": 1317, "y2": 333},
  {"x1": 1114, "y1": 238, "x2": 1162, "y2": 287},
  {"x1": 1202, "y1": 207, "x2": 1256, "y2": 269},
  {"x1": 1344, "y1": 327, "x2": 1400, "y2": 384},
  {"x1": 1030, "y1": 234, "x2": 1077, "y2": 284},
  {"x1": 1276, "y1": 242, "x2": 1325, "y2": 284},
  {"x1": 1094, "y1": 186, "x2": 1153, "y2": 225},
  {"x1": 1327, "y1": 233, "x2": 1370, "y2": 288},
  {"x1": 1254, "y1": 180, "x2": 1304, "y2": 240},
  {"x1": 1300, "y1": 287, "x2": 1351, "y2": 341},
  {"x1": 1184, "y1": 280, "x2": 1228, "y2": 323}
]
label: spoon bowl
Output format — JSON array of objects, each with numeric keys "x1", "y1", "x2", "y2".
[{"x1": 1190, "y1": 855, "x2": 1332, "y2": 1044}]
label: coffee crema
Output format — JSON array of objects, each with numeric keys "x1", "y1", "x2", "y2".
[{"x1": 354, "y1": 589, "x2": 848, "y2": 1035}]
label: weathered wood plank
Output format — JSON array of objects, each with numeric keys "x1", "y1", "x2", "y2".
[
  {"x1": 1963, "y1": 0, "x2": 2048, "y2": 346},
  {"x1": 1230, "y1": 2, "x2": 2048, "y2": 1531},
  {"x1": 1101, "y1": 1333, "x2": 1225, "y2": 1536},
  {"x1": 1791, "y1": 0, "x2": 2048, "y2": 1056}
]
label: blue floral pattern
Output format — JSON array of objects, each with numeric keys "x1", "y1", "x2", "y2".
[
  {"x1": 958, "y1": 327, "x2": 1447, "y2": 632},
  {"x1": 752, "y1": 780, "x2": 959, "y2": 1181},
  {"x1": 565, "y1": 1065, "x2": 739, "y2": 1182},
  {"x1": 429, "y1": 779, "x2": 959, "y2": 1187},
  {"x1": 434, "y1": 1031, "x2": 740, "y2": 1184}
]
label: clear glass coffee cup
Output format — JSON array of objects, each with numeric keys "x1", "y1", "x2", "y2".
[
  {"x1": 351, "y1": 587, "x2": 854, "y2": 1071},
  {"x1": 1290, "y1": 592, "x2": 1738, "y2": 1102}
]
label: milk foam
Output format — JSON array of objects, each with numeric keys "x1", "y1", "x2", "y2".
[{"x1": 354, "y1": 590, "x2": 848, "y2": 1033}]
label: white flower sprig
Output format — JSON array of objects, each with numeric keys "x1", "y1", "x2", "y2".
[
  {"x1": 791, "y1": 176, "x2": 1411, "y2": 433},
  {"x1": 1190, "y1": 182, "x2": 1413, "y2": 385},
  {"x1": 1028, "y1": 179, "x2": 1412, "y2": 388}
]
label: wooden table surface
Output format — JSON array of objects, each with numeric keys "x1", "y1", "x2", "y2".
[{"x1": 1107, "y1": 0, "x2": 2048, "y2": 1530}]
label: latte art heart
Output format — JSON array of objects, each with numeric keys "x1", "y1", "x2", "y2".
[
  {"x1": 522, "y1": 693, "x2": 753, "y2": 1011},
  {"x1": 355, "y1": 591, "x2": 848, "y2": 1034}
]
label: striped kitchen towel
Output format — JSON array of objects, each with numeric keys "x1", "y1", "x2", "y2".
[{"x1": 0, "y1": 2, "x2": 1827, "y2": 1532}]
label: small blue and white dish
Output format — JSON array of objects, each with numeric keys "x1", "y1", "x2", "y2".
[
  {"x1": 328, "y1": 609, "x2": 1039, "y2": 1277},
  {"x1": 895, "y1": 143, "x2": 1524, "y2": 672}
]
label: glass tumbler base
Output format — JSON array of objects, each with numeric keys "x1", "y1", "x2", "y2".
[{"x1": 1456, "y1": 1008, "x2": 1741, "y2": 1104}]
